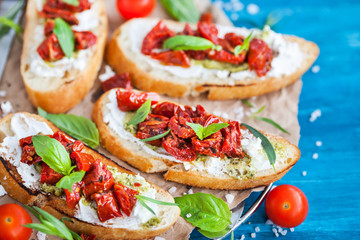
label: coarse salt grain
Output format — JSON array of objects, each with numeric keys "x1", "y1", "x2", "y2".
[
  {"x1": 311, "y1": 65, "x2": 320, "y2": 73},
  {"x1": 186, "y1": 213, "x2": 192, "y2": 218},
  {"x1": 265, "y1": 219, "x2": 273, "y2": 225},
  {"x1": 290, "y1": 228, "x2": 295, "y2": 232},
  {"x1": 0, "y1": 184, "x2": 7, "y2": 197},
  {"x1": 255, "y1": 226, "x2": 260, "y2": 232},
  {"x1": 168, "y1": 186, "x2": 177, "y2": 194},
  {"x1": 302, "y1": 171, "x2": 307, "y2": 176},
  {"x1": 37, "y1": 231, "x2": 47, "y2": 240},
  {"x1": 247, "y1": 4, "x2": 259, "y2": 15},
  {"x1": 154, "y1": 237, "x2": 165, "y2": 240},
  {"x1": 312, "y1": 153, "x2": 319, "y2": 159},
  {"x1": 233, "y1": 2, "x2": 244, "y2": 11},
  {"x1": 1, "y1": 101, "x2": 13, "y2": 117},
  {"x1": 309, "y1": 109, "x2": 321, "y2": 122},
  {"x1": 188, "y1": 188, "x2": 193, "y2": 194},
  {"x1": 230, "y1": 13, "x2": 239, "y2": 21},
  {"x1": 250, "y1": 233, "x2": 256, "y2": 238},
  {"x1": 224, "y1": 2, "x2": 232, "y2": 11},
  {"x1": 0, "y1": 90, "x2": 6, "y2": 97},
  {"x1": 240, "y1": 234, "x2": 245, "y2": 240},
  {"x1": 225, "y1": 193, "x2": 235, "y2": 204},
  {"x1": 272, "y1": 228, "x2": 279, "y2": 237},
  {"x1": 315, "y1": 141, "x2": 323, "y2": 147},
  {"x1": 279, "y1": 229, "x2": 287, "y2": 236}
]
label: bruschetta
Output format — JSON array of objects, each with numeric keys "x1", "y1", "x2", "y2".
[
  {"x1": 92, "y1": 88, "x2": 301, "y2": 190},
  {"x1": 20, "y1": 0, "x2": 108, "y2": 113},
  {"x1": 0, "y1": 112, "x2": 180, "y2": 239}
]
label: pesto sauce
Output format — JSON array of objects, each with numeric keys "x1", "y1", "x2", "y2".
[
  {"x1": 40, "y1": 183, "x2": 64, "y2": 197},
  {"x1": 225, "y1": 156, "x2": 255, "y2": 180},
  {"x1": 123, "y1": 112, "x2": 137, "y2": 134},
  {"x1": 191, "y1": 59, "x2": 249, "y2": 73},
  {"x1": 141, "y1": 216, "x2": 161, "y2": 229}
]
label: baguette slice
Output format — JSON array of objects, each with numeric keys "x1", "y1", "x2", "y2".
[
  {"x1": 106, "y1": 18, "x2": 319, "y2": 100},
  {"x1": 92, "y1": 89, "x2": 301, "y2": 190},
  {"x1": 20, "y1": 0, "x2": 108, "y2": 113},
  {"x1": 0, "y1": 112, "x2": 180, "y2": 240}
]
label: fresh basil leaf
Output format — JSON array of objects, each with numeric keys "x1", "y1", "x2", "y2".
[
  {"x1": 137, "y1": 198, "x2": 156, "y2": 215},
  {"x1": 198, "y1": 227, "x2": 231, "y2": 239},
  {"x1": 163, "y1": 35, "x2": 214, "y2": 51},
  {"x1": 254, "y1": 116, "x2": 290, "y2": 134},
  {"x1": 203, "y1": 123, "x2": 229, "y2": 139},
  {"x1": 61, "y1": 0, "x2": 79, "y2": 6},
  {"x1": 128, "y1": 98, "x2": 152, "y2": 126},
  {"x1": 136, "y1": 195, "x2": 178, "y2": 206},
  {"x1": 140, "y1": 129, "x2": 171, "y2": 142},
  {"x1": 56, "y1": 171, "x2": 85, "y2": 192},
  {"x1": 241, "y1": 123, "x2": 277, "y2": 173},
  {"x1": 241, "y1": 99, "x2": 255, "y2": 108},
  {"x1": 53, "y1": 17, "x2": 74, "y2": 59},
  {"x1": 234, "y1": 32, "x2": 253, "y2": 56},
  {"x1": 38, "y1": 107, "x2": 100, "y2": 148},
  {"x1": 249, "y1": 105, "x2": 265, "y2": 118},
  {"x1": 33, "y1": 135, "x2": 72, "y2": 176},
  {"x1": 160, "y1": 0, "x2": 200, "y2": 23},
  {"x1": 175, "y1": 193, "x2": 231, "y2": 233},
  {"x1": 186, "y1": 122, "x2": 204, "y2": 140}
]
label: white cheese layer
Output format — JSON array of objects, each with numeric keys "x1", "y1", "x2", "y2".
[
  {"x1": 125, "y1": 18, "x2": 303, "y2": 82},
  {"x1": 0, "y1": 113, "x2": 53, "y2": 189}
]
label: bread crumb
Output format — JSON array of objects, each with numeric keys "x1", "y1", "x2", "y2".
[
  {"x1": 225, "y1": 193, "x2": 235, "y2": 204},
  {"x1": 37, "y1": 231, "x2": 47, "y2": 240},
  {"x1": 315, "y1": 141, "x2": 322, "y2": 147},
  {"x1": 302, "y1": 171, "x2": 307, "y2": 176},
  {"x1": 255, "y1": 226, "x2": 260, "y2": 232},
  {"x1": 247, "y1": 4, "x2": 259, "y2": 15},
  {"x1": 250, "y1": 232, "x2": 256, "y2": 238},
  {"x1": 186, "y1": 213, "x2": 192, "y2": 218},
  {"x1": 312, "y1": 153, "x2": 319, "y2": 159},
  {"x1": 309, "y1": 109, "x2": 321, "y2": 122},
  {"x1": 168, "y1": 186, "x2": 177, "y2": 194},
  {"x1": 290, "y1": 228, "x2": 295, "y2": 232},
  {"x1": 311, "y1": 65, "x2": 320, "y2": 73},
  {"x1": 0, "y1": 90, "x2": 6, "y2": 98},
  {"x1": 0, "y1": 184, "x2": 7, "y2": 197}
]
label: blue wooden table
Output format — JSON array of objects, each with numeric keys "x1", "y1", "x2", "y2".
[{"x1": 191, "y1": 0, "x2": 360, "y2": 239}]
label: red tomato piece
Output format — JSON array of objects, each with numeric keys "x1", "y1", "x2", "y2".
[
  {"x1": 199, "y1": 12, "x2": 213, "y2": 23},
  {"x1": 19, "y1": 136, "x2": 33, "y2": 147},
  {"x1": 113, "y1": 183, "x2": 139, "y2": 217},
  {"x1": 207, "y1": 49, "x2": 246, "y2": 65},
  {"x1": 0, "y1": 203, "x2": 32, "y2": 240},
  {"x1": 101, "y1": 73, "x2": 132, "y2": 92},
  {"x1": 52, "y1": 131, "x2": 72, "y2": 145},
  {"x1": 198, "y1": 21, "x2": 219, "y2": 44},
  {"x1": 20, "y1": 145, "x2": 42, "y2": 165},
  {"x1": 169, "y1": 116, "x2": 196, "y2": 139},
  {"x1": 116, "y1": 0, "x2": 155, "y2": 20},
  {"x1": 152, "y1": 102, "x2": 177, "y2": 118},
  {"x1": 82, "y1": 160, "x2": 114, "y2": 199},
  {"x1": 162, "y1": 133, "x2": 197, "y2": 162},
  {"x1": 141, "y1": 20, "x2": 175, "y2": 55},
  {"x1": 192, "y1": 131, "x2": 224, "y2": 157},
  {"x1": 40, "y1": 163, "x2": 64, "y2": 185},
  {"x1": 37, "y1": 33, "x2": 65, "y2": 62},
  {"x1": 80, "y1": 234, "x2": 96, "y2": 240},
  {"x1": 44, "y1": 19, "x2": 55, "y2": 37},
  {"x1": 224, "y1": 32, "x2": 244, "y2": 47},
  {"x1": 40, "y1": 5, "x2": 79, "y2": 25},
  {"x1": 221, "y1": 121, "x2": 245, "y2": 158},
  {"x1": 64, "y1": 181, "x2": 84, "y2": 209},
  {"x1": 185, "y1": 50, "x2": 207, "y2": 60},
  {"x1": 73, "y1": 31, "x2": 97, "y2": 50},
  {"x1": 94, "y1": 191, "x2": 122, "y2": 222},
  {"x1": 248, "y1": 38, "x2": 273, "y2": 77},
  {"x1": 136, "y1": 114, "x2": 169, "y2": 146},
  {"x1": 134, "y1": 182, "x2": 141, "y2": 187},
  {"x1": 71, "y1": 152, "x2": 95, "y2": 172},
  {"x1": 265, "y1": 185, "x2": 309, "y2": 228},
  {"x1": 116, "y1": 90, "x2": 160, "y2": 111},
  {"x1": 71, "y1": 140, "x2": 84, "y2": 153},
  {"x1": 181, "y1": 23, "x2": 196, "y2": 36},
  {"x1": 151, "y1": 50, "x2": 191, "y2": 68}
]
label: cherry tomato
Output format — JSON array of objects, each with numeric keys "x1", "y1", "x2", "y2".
[
  {"x1": 265, "y1": 184, "x2": 309, "y2": 228},
  {"x1": 0, "y1": 203, "x2": 32, "y2": 240},
  {"x1": 116, "y1": 0, "x2": 156, "y2": 20}
]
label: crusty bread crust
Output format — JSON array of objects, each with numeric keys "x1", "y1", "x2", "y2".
[
  {"x1": 93, "y1": 89, "x2": 301, "y2": 190},
  {"x1": 20, "y1": 0, "x2": 108, "y2": 113},
  {"x1": 106, "y1": 19, "x2": 319, "y2": 100},
  {"x1": 0, "y1": 113, "x2": 180, "y2": 239}
]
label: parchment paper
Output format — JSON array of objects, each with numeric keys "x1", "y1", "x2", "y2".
[{"x1": 0, "y1": 0, "x2": 302, "y2": 239}]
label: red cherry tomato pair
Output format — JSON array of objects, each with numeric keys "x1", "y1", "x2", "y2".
[{"x1": 116, "y1": 0, "x2": 155, "y2": 20}]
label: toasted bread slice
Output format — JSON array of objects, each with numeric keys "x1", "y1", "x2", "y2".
[
  {"x1": 20, "y1": 0, "x2": 108, "y2": 113},
  {"x1": 0, "y1": 113, "x2": 180, "y2": 239},
  {"x1": 106, "y1": 18, "x2": 319, "y2": 100},
  {"x1": 92, "y1": 89, "x2": 301, "y2": 190}
]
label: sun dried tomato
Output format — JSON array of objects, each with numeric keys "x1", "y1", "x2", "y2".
[
  {"x1": 44, "y1": 19, "x2": 55, "y2": 37},
  {"x1": 40, "y1": 163, "x2": 64, "y2": 185},
  {"x1": 151, "y1": 50, "x2": 191, "y2": 68},
  {"x1": 185, "y1": 50, "x2": 207, "y2": 60},
  {"x1": 40, "y1": 5, "x2": 79, "y2": 25},
  {"x1": 20, "y1": 145, "x2": 42, "y2": 165},
  {"x1": 169, "y1": 116, "x2": 196, "y2": 139},
  {"x1": 152, "y1": 102, "x2": 177, "y2": 118},
  {"x1": 162, "y1": 133, "x2": 196, "y2": 162},
  {"x1": 71, "y1": 152, "x2": 95, "y2": 172},
  {"x1": 44, "y1": 0, "x2": 91, "y2": 13},
  {"x1": 221, "y1": 121, "x2": 245, "y2": 158},
  {"x1": 74, "y1": 31, "x2": 97, "y2": 50},
  {"x1": 141, "y1": 20, "x2": 175, "y2": 55},
  {"x1": 52, "y1": 131, "x2": 72, "y2": 145},
  {"x1": 248, "y1": 39, "x2": 273, "y2": 77},
  {"x1": 116, "y1": 90, "x2": 160, "y2": 111},
  {"x1": 136, "y1": 114, "x2": 169, "y2": 146},
  {"x1": 80, "y1": 234, "x2": 96, "y2": 240},
  {"x1": 19, "y1": 136, "x2": 33, "y2": 147},
  {"x1": 198, "y1": 21, "x2": 219, "y2": 44},
  {"x1": 64, "y1": 181, "x2": 84, "y2": 209},
  {"x1": 94, "y1": 191, "x2": 122, "y2": 222},
  {"x1": 192, "y1": 131, "x2": 223, "y2": 157},
  {"x1": 181, "y1": 23, "x2": 196, "y2": 36},
  {"x1": 218, "y1": 38, "x2": 234, "y2": 52},
  {"x1": 101, "y1": 73, "x2": 132, "y2": 92},
  {"x1": 207, "y1": 49, "x2": 246, "y2": 65},
  {"x1": 37, "y1": 33, "x2": 65, "y2": 62},
  {"x1": 82, "y1": 160, "x2": 114, "y2": 199},
  {"x1": 224, "y1": 33, "x2": 244, "y2": 47},
  {"x1": 113, "y1": 183, "x2": 138, "y2": 217},
  {"x1": 71, "y1": 140, "x2": 84, "y2": 153},
  {"x1": 199, "y1": 12, "x2": 213, "y2": 23}
]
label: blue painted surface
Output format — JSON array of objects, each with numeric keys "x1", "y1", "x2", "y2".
[{"x1": 191, "y1": 0, "x2": 360, "y2": 239}]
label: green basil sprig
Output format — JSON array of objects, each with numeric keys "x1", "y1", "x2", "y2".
[
  {"x1": 53, "y1": 17, "x2": 74, "y2": 59},
  {"x1": 38, "y1": 108, "x2": 99, "y2": 148},
  {"x1": 241, "y1": 99, "x2": 255, "y2": 108},
  {"x1": 241, "y1": 123, "x2": 277, "y2": 173},
  {"x1": 234, "y1": 32, "x2": 253, "y2": 56},
  {"x1": 32, "y1": 135, "x2": 85, "y2": 192},
  {"x1": 140, "y1": 129, "x2": 171, "y2": 142},
  {"x1": 163, "y1": 35, "x2": 216, "y2": 51},
  {"x1": 128, "y1": 98, "x2": 152, "y2": 126},
  {"x1": 160, "y1": 0, "x2": 200, "y2": 23},
  {"x1": 24, "y1": 206, "x2": 82, "y2": 240},
  {"x1": 61, "y1": 0, "x2": 79, "y2": 6},
  {"x1": 0, "y1": 0, "x2": 24, "y2": 39},
  {"x1": 186, "y1": 122, "x2": 229, "y2": 140},
  {"x1": 254, "y1": 116, "x2": 290, "y2": 134}
]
